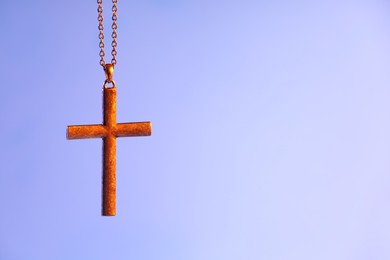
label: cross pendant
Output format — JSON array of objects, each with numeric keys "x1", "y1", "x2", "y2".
[{"x1": 67, "y1": 85, "x2": 152, "y2": 216}]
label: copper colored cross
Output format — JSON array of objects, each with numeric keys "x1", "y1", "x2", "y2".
[{"x1": 67, "y1": 86, "x2": 152, "y2": 216}]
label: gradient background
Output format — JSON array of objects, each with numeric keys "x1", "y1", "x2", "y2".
[{"x1": 1, "y1": 0, "x2": 390, "y2": 259}]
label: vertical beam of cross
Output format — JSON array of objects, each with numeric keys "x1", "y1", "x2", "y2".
[{"x1": 67, "y1": 87, "x2": 152, "y2": 216}]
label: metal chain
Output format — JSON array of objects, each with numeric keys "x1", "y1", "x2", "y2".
[{"x1": 97, "y1": 0, "x2": 118, "y2": 67}]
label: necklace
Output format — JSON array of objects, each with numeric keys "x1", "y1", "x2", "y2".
[
  {"x1": 97, "y1": 0, "x2": 118, "y2": 67},
  {"x1": 67, "y1": 0, "x2": 152, "y2": 217}
]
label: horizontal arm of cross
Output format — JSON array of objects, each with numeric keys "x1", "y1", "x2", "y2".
[
  {"x1": 115, "y1": 122, "x2": 152, "y2": 137},
  {"x1": 67, "y1": 124, "x2": 107, "y2": 139},
  {"x1": 67, "y1": 122, "x2": 152, "y2": 140}
]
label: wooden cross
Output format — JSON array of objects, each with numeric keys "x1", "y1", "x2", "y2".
[{"x1": 67, "y1": 85, "x2": 151, "y2": 216}]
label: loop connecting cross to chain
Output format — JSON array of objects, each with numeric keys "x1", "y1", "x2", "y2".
[
  {"x1": 104, "y1": 64, "x2": 116, "y2": 88},
  {"x1": 97, "y1": 0, "x2": 118, "y2": 67}
]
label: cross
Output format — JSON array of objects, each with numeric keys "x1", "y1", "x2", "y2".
[{"x1": 67, "y1": 82, "x2": 151, "y2": 216}]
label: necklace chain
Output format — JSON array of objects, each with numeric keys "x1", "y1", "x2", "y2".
[{"x1": 97, "y1": 0, "x2": 118, "y2": 67}]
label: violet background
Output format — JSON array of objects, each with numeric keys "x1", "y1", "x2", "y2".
[{"x1": 1, "y1": 1, "x2": 390, "y2": 259}]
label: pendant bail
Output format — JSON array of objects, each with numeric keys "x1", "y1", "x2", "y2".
[{"x1": 104, "y1": 64, "x2": 115, "y2": 83}]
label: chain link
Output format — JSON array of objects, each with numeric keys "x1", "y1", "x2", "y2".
[{"x1": 97, "y1": 0, "x2": 118, "y2": 67}]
